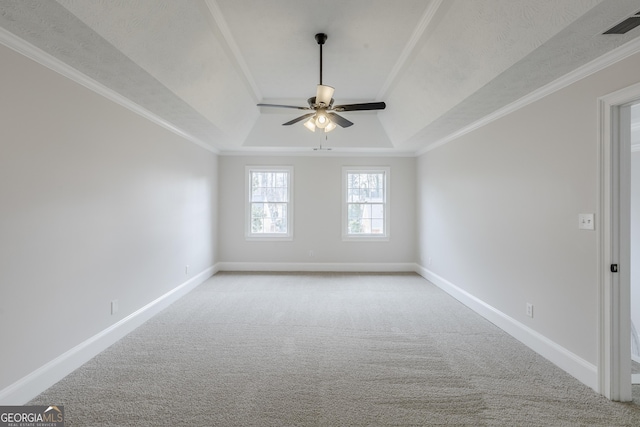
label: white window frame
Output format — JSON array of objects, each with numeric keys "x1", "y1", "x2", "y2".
[
  {"x1": 342, "y1": 166, "x2": 390, "y2": 241},
  {"x1": 245, "y1": 166, "x2": 293, "y2": 241}
]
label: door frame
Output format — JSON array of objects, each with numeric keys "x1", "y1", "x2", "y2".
[{"x1": 598, "y1": 82, "x2": 640, "y2": 401}]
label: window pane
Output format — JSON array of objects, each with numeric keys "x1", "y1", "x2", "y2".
[
  {"x1": 360, "y1": 218, "x2": 372, "y2": 234},
  {"x1": 348, "y1": 203, "x2": 363, "y2": 220},
  {"x1": 253, "y1": 172, "x2": 266, "y2": 187},
  {"x1": 262, "y1": 203, "x2": 286, "y2": 233},
  {"x1": 251, "y1": 186, "x2": 264, "y2": 200},
  {"x1": 370, "y1": 174, "x2": 383, "y2": 201},
  {"x1": 348, "y1": 218, "x2": 363, "y2": 234},
  {"x1": 371, "y1": 219, "x2": 384, "y2": 234},
  {"x1": 371, "y1": 204, "x2": 384, "y2": 219},
  {"x1": 251, "y1": 203, "x2": 264, "y2": 233},
  {"x1": 348, "y1": 173, "x2": 358, "y2": 189},
  {"x1": 346, "y1": 172, "x2": 384, "y2": 203},
  {"x1": 252, "y1": 176, "x2": 287, "y2": 201},
  {"x1": 362, "y1": 204, "x2": 372, "y2": 219},
  {"x1": 272, "y1": 188, "x2": 286, "y2": 202}
]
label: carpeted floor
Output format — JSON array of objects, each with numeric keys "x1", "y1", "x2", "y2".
[{"x1": 29, "y1": 272, "x2": 640, "y2": 426}]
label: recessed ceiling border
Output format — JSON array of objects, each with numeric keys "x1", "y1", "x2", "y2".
[
  {"x1": 0, "y1": 26, "x2": 219, "y2": 154},
  {"x1": 201, "y1": 0, "x2": 262, "y2": 102},
  {"x1": 376, "y1": 0, "x2": 444, "y2": 101},
  {"x1": 415, "y1": 34, "x2": 640, "y2": 157}
]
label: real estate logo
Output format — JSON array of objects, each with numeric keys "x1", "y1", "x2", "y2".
[{"x1": 0, "y1": 406, "x2": 64, "y2": 427}]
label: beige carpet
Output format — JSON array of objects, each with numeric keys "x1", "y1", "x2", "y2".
[{"x1": 29, "y1": 272, "x2": 640, "y2": 426}]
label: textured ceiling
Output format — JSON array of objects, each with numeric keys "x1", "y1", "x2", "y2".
[{"x1": 1, "y1": 0, "x2": 640, "y2": 154}]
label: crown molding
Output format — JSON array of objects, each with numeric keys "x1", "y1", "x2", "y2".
[
  {"x1": 416, "y1": 36, "x2": 640, "y2": 156},
  {"x1": 219, "y1": 146, "x2": 415, "y2": 157},
  {"x1": 0, "y1": 26, "x2": 219, "y2": 155}
]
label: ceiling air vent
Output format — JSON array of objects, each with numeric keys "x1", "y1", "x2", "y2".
[{"x1": 603, "y1": 11, "x2": 640, "y2": 34}]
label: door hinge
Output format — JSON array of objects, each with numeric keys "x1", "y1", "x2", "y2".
[{"x1": 611, "y1": 264, "x2": 618, "y2": 273}]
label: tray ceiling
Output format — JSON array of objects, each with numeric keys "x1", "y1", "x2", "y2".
[{"x1": 1, "y1": 0, "x2": 640, "y2": 154}]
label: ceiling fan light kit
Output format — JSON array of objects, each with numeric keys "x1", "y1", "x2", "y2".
[
  {"x1": 257, "y1": 33, "x2": 386, "y2": 133},
  {"x1": 324, "y1": 120, "x2": 337, "y2": 132},
  {"x1": 303, "y1": 118, "x2": 316, "y2": 132}
]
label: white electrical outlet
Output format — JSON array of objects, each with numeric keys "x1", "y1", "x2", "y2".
[
  {"x1": 526, "y1": 303, "x2": 534, "y2": 318},
  {"x1": 428, "y1": 257, "x2": 432, "y2": 266},
  {"x1": 185, "y1": 265, "x2": 189, "y2": 275},
  {"x1": 111, "y1": 300, "x2": 119, "y2": 315}
]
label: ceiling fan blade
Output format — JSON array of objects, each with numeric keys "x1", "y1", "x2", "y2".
[
  {"x1": 257, "y1": 103, "x2": 311, "y2": 110},
  {"x1": 282, "y1": 113, "x2": 316, "y2": 126},
  {"x1": 327, "y1": 112, "x2": 354, "y2": 128},
  {"x1": 333, "y1": 102, "x2": 386, "y2": 112}
]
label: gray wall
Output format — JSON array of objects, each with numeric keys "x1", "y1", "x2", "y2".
[
  {"x1": 416, "y1": 50, "x2": 640, "y2": 367},
  {"x1": 0, "y1": 44, "x2": 218, "y2": 391},
  {"x1": 218, "y1": 155, "x2": 416, "y2": 267}
]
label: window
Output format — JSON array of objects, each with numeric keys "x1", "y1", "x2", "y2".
[
  {"x1": 343, "y1": 167, "x2": 389, "y2": 240},
  {"x1": 246, "y1": 166, "x2": 293, "y2": 240}
]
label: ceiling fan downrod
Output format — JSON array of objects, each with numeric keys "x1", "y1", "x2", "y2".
[{"x1": 315, "y1": 33, "x2": 327, "y2": 85}]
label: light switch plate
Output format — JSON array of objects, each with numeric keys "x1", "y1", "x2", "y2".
[{"x1": 578, "y1": 213, "x2": 595, "y2": 230}]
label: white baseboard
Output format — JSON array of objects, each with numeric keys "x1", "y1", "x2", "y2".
[
  {"x1": 216, "y1": 262, "x2": 418, "y2": 273},
  {"x1": 0, "y1": 265, "x2": 216, "y2": 405},
  {"x1": 2, "y1": 263, "x2": 599, "y2": 404},
  {"x1": 415, "y1": 265, "x2": 599, "y2": 391}
]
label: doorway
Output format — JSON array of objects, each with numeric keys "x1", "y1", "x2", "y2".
[
  {"x1": 630, "y1": 103, "x2": 640, "y2": 392},
  {"x1": 598, "y1": 83, "x2": 640, "y2": 402}
]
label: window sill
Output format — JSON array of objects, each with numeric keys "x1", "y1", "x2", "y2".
[
  {"x1": 342, "y1": 235, "x2": 389, "y2": 242},
  {"x1": 245, "y1": 235, "x2": 293, "y2": 242}
]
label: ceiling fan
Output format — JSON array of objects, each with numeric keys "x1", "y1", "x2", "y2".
[{"x1": 257, "y1": 33, "x2": 386, "y2": 133}]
